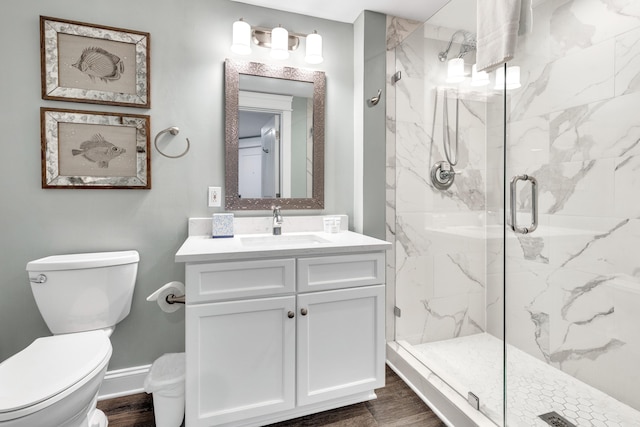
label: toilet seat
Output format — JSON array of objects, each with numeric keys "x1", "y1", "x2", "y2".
[{"x1": 0, "y1": 330, "x2": 112, "y2": 422}]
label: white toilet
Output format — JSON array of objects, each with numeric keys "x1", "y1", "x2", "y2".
[{"x1": 0, "y1": 250, "x2": 139, "y2": 427}]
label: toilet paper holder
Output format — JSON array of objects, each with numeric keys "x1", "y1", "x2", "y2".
[
  {"x1": 164, "y1": 294, "x2": 185, "y2": 305},
  {"x1": 147, "y1": 281, "x2": 186, "y2": 306}
]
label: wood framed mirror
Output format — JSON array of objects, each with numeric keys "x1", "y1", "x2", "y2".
[{"x1": 224, "y1": 59, "x2": 325, "y2": 210}]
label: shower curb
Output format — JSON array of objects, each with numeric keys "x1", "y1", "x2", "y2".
[{"x1": 386, "y1": 342, "x2": 495, "y2": 427}]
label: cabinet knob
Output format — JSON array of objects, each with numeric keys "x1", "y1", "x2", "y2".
[
  {"x1": 287, "y1": 311, "x2": 295, "y2": 319},
  {"x1": 301, "y1": 308, "x2": 308, "y2": 316}
]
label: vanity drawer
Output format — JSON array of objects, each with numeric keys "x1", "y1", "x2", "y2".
[
  {"x1": 297, "y1": 252, "x2": 385, "y2": 292},
  {"x1": 186, "y1": 258, "x2": 295, "y2": 303}
]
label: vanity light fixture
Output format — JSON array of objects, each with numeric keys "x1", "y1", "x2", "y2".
[{"x1": 230, "y1": 19, "x2": 324, "y2": 64}]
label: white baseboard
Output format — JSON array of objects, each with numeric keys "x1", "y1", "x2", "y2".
[{"x1": 98, "y1": 364, "x2": 152, "y2": 401}]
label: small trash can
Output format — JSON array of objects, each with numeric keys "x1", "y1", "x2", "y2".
[{"x1": 144, "y1": 353, "x2": 186, "y2": 427}]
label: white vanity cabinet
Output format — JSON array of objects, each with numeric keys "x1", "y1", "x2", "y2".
[{"x1": 183, "y1": 251, "x2": 386, "y2": 427}]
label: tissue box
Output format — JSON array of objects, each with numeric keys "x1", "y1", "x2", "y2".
[{"x1": 212, "y1": 213, "x2": 234, "y2": 238}]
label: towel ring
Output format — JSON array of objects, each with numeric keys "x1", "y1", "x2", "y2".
[{"x1": 154, "y1": 126, "x2": 190, "y2": 158}]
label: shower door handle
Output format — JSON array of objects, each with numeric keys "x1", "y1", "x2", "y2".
[{"x1": 510, "y1": 174, "x2": 538, "y2": 234}]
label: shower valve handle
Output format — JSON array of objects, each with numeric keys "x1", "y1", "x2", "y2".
[
  {"x1": 439, "y1": 169, "x2": 461, "y2": 180},
  {"x1": 431, "y1": 161, "x2": 458, "y2": 190}
]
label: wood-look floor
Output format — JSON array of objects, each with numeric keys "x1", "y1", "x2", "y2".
[{"x1": 97, "y1": 365, "x2": 446, "y2": 427}]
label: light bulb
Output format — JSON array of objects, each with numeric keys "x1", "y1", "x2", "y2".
[
  {"x1": 305, "y1": 31, "x2": 323, "y2": 64},
  {"x1": 230, "y1": 19, "x2": 251, "y2": 55},
  {"x1": 270, "y1": 26, "x2": 289, "y2": 60}
]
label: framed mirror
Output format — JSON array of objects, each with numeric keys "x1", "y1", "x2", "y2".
[{"x1": 225, "y1": 59, "x2": 325, "y2": 210}]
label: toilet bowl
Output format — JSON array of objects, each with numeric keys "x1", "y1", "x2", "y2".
[{"x1": 0, "y1": 251, "x2": 139, "y2": 427}]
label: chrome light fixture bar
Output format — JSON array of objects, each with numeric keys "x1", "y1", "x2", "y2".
[
  {"x1": 252, "y1": 27, "x2": 299, "y2": 51},
  {"x1": 231, "y1": 18, "x2": 323, "y2": 64}
]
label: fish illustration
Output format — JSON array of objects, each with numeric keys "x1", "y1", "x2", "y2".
[
  {"x1": 72, "y1": 47, "x2": 124, "y2": 83},
  {"x1": 71, "y1": 134, "x2": 126, "y2": 168}
]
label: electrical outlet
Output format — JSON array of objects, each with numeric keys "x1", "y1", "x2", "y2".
[{"x1": 208, "y1": 186, "x2": 221, "y2": 207}]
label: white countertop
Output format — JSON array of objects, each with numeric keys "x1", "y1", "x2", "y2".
[{"x1": 175, "y1": 230, "x2": 391, "y2": 263}]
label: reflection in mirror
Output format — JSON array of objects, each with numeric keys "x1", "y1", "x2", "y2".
[
  {"x1": 225, "y1": 60, "x2": 325, "y2": 210},
  {"x1": 238, "y1": 76, "x2": 313, "y2": 199}
]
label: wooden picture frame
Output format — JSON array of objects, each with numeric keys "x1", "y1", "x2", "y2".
[
  {"x1": 41, "y1": 108, "x2": 151, "y2": 189},
  {"x1": 40, "y1": 16, "x2": 150, "y2": 108}
]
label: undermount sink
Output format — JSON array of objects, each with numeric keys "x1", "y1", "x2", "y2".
[{"x1": 240, "y1": 234, "x2": 331, "y2": 247}]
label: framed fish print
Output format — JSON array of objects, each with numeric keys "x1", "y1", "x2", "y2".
[
  {"x1": 40, "y1": 16, "x2": 150, "y2": 108},
  {"x1": 41, "y1": 108, "x2": 151, "y2": 189}
]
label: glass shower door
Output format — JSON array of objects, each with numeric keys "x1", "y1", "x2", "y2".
[
  {"x1": 391, "y1": 2, "x2": 506, "y2": 424},
  {"x1": 504, "y1": 0, "x2": 640, "y2": 425}
]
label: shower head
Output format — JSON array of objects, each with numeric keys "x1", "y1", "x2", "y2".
[{"x1": 438, "y1": 30, "x2": 477, "y2": 62}]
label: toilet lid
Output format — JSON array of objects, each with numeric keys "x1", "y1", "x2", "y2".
[
  {"x1": 26, "y1": 250, "x2": 139, "y2": 271},
  {"x1": 0, "y1": 330, "x2": 112, "y2": 414}
]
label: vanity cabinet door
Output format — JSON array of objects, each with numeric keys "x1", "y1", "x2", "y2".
[
  {"x1": 185, "y1": 296, "x2": 296, "y2": 427},
  {"x1": 296, "y1": 285, "x2": 385, "y2": 406}
]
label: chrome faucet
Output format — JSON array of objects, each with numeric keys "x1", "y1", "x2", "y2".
[{"x1": 272, "y1": 205, "x2": 283, "y2": 235}]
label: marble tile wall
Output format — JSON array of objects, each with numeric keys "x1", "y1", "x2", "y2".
[
  {"x1": 387, "y1": 17, "x2": 492, "y2": 346},
  {"x1": 498, "y1": 0, "x2": 640, "y2": 410},
  {"x1": 388, "y1": 0, "x2": 640, "y2": 412}
]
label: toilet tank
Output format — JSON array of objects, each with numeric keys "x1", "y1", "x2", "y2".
[{"x1": 26, "y1": 251, "x2": 139, "y2": 335}]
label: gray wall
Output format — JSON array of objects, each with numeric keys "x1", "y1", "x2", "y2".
[
  {"x1": 361, "y1": 11, "x2": 387, "y2": 241},
  {"x1": 0, "y1": 0, "x2": 354, "y2": 368}
]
